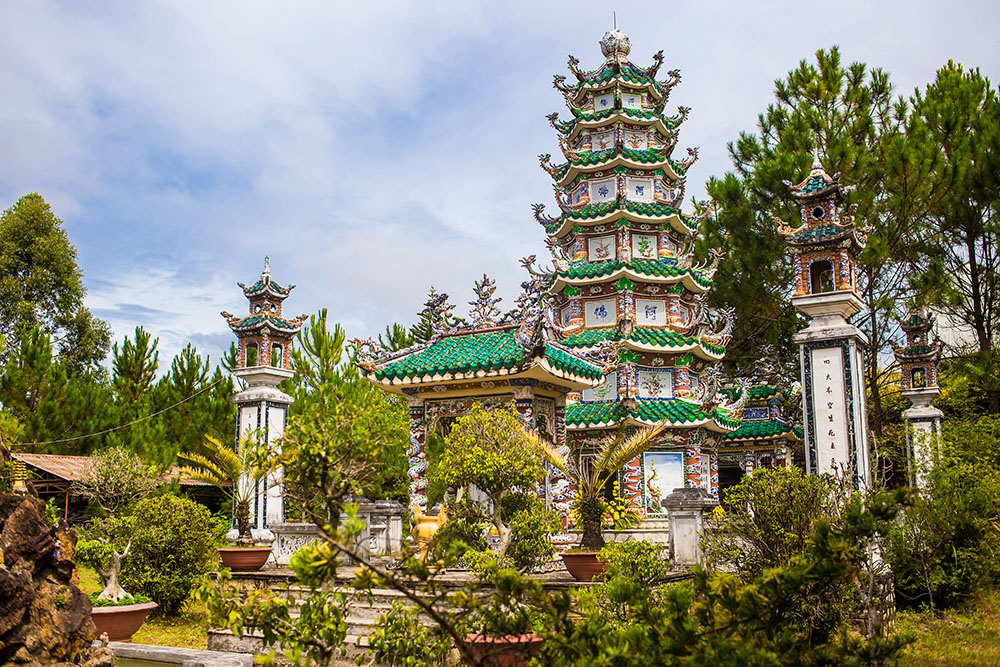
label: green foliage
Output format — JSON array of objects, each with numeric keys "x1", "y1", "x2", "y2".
[
  {"x1": 0, "y1": 327, "x2": 115, "y2": 454},
  {"x1": 89, "y1": 592, "x2": 152, "y2": 607},
  {"x1": 43, "y1": 497, "x2": 61, "y2": 528},
  {"x1": 435, "y1": 403, "x2": 554, "y2": 559},
  {"x1": 537, "y1": 490, "x2": 913, "y2": 666},
  {"x1": 501, "y1": 492, "x2": 559, "y2": 571},
  {"x1": 0, "y1": 193, "x2": 111, "y2": 373},
  {"x1": 431, "y1": 497, "x2": 488, "y2": 557},
  {"x1": 908, "y1": 62, "x2": 1000, "y2": 413},
  {"x1": 282, "y1": 309, "x2": 408, "y2": 515},
  {"x1": 367, "y1": 601, "x2": 453, "y2": 667},
  {"x1": 703, "y1": 466, "x2": 837, "y2": 579},
  {"x1": 598, "y1": 540, "x2": 671, "y2": 588},
  {"x1": 119, "y1": 494, "x2": 222, "y2": 615},
  {"x1": 568, "y1": 424, "x2": 664, "y2": 550},
  {"x1": 71, "y1": 445, "x2": 159, "y2": 517},
  {"x1": 180, "y1": 434, "x2": 279, "y2": 544},
  {"x1": 887, "y1": 415, "x2": 1000, "y2": 608}
]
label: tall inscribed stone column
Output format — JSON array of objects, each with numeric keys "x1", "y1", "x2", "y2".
[
  {"x1": 221, "y1": 258, "x2": 307, "y2": 541},
  {"x1": 775, "y1": 157, "x2": 872, "y2": 488}
]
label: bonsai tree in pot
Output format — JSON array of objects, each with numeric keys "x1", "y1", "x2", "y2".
[
  {"x1": 436, "y1": 403, "x2": 564, "y2": 561},
  {"x1": 564, "y1": 423, "x2": 665, "y2": 553},
  {"x1": 180, "y1": 433, "x2": 279, "y2": 549},
  {"x1": 72, "y1": 447, "x2": 160, "y2": 640}
]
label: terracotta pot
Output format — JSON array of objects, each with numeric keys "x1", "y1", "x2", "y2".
[
  {"x1": 218, "y1": 546, "x2": 272, "y2": 572},
  {"x1": 463, "y1": 633, "x2": 543, "y2": 667},
  {"x1": 91, "y1": 600, "x2": 158, "y2": 642},
  {"x1": 561, "y1": 551, "x2": 606, "y2": 581}
]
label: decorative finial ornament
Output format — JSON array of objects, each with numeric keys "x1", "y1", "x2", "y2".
[
  {"x1": 262, "y1": 256, "x2": 270, "y2": 280},
  {"x1": 599, "y1": 29, "x2": 631, "y2": 59},
  {"x1": 811, "y1": 147, "x2": 824, "y2": 172}
]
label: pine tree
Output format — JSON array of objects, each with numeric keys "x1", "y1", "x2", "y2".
[
  {"x1": 910, "y1": 62, "x2": 1000, "y2": 413},
  {"x1": 706, "y1": 47, "x2": 930, "y2": 436}
]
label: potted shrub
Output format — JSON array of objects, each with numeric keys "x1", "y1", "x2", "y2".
[
  {"x1": 180, "y1": 434, "x2": 279, "y2": 571},
  {"x1": 72, "y1": 448, "x2": 159, "y2": 641},
  {"x1": 461, "y1": 561, "x2": 544, "y2": 667},
  {"x1": 557, "y1": 424, "x2": 665, "y2": 581}
]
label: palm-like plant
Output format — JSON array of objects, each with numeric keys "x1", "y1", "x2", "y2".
[
  {"x1": 547, "y1": 424, "x2": 666, "y2": 550},
  {"x1": 179, "y1": 434, "x2": 279, "y2": 546}
]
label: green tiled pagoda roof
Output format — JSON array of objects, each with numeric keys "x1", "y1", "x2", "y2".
[
  {"x1": 371, "y1": 328, "x2": 602, "y2": 382},
  {"x1": 568, "y1": 147, "x2": 667, "y2": 167},
  {"x1": 558, "y1": 258, "x2": 712, "y2": 288},
  {"x1": 543, "y1": 343, "x2": 604, "y2": 380},
  {"x1": 553, "y1": 201, "x2": 694, "y2": 230},
  {"x1": 785, "y1": 223, "x2": 842, "y2": 243},
  {"x1": 242, "y1": 279, "x2": 291, "y2": 298},
  {"x1": 721, "y1": 419, "x2": 802, "y2": 442},
  {"x1": 228, "y1": 314, "x2": 302, "y2": 332},
  {"x1": 560, "y1": 326, "x2": 725, "y2": 357},
  {"x1": 555, "y1": 108, "x2": 679, "y2": 136},
  {"x1": 565, "y1": 398, "x2": 738, "y2": 429}
]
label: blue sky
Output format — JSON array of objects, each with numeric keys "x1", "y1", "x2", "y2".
[{"x1": 2, "y1": 1, "x2": 998, "y2": 370}]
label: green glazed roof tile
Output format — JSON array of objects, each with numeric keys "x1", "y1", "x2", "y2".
[
  {"x1": 372, "y1": 328, "x2": 602, "y2": 382},
  {"x1": 559, "y1": 326, "x2": 725, "y2": 356},
  {"x1": 557, "y1": 258, "x2": 712, "y2": 288},
  {"x1": 565, "y1": 398, "x2": 738, "y2": 429},
  {"x1": 721, "y1": 419, "x2": 802, "y2": 441}
]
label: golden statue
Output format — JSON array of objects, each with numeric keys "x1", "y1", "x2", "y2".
[{"x1": 411, "y1": 504, "x2": 447, "y2": 563}]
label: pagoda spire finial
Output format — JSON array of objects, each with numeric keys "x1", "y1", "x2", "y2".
[
  {"x1": 262, "y1": 255, "x2": 271, "y2": 281},
  {"x1": 810, "y1": 147, "x2": 824, "y2": 173}
]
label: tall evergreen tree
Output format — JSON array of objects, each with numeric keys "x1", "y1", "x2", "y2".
[
  {"x1": 0, "y1": 194, "x2": 111, "y2": 372},
  {"x1": 705, "y1": 47, "x2": 930, "y2": 437},
  {"x1": 0, "y1": 327, "x2": 113, "y2": 454},
  {"x1": 910, "y1": 62, "x2": 1000, "y2": 413}
]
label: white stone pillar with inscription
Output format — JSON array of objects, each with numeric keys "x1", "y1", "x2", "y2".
[{"x1": 793, "y1": 292, "x2": 872, "y2": 488}]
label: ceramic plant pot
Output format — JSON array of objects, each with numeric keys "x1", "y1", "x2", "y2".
[
  {"x1": 463, "y1": 633, "x2": 543, "y2": 667},
  {"x1": 91, "y1": 600, "x2": 158, "y2": 642},
  {"x1": 217, "y1": 546, "x2": 272, "y2": 572},
  {"x1": 560, "y1": 551, "x2": 606, "y2": 582}
]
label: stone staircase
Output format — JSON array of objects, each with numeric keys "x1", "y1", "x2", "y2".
[{"x1": 206, "y1": 585, "x2": 437, "y2": 658}]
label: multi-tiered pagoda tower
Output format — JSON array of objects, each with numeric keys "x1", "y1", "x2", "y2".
[
  {"x1": 221, "y1": 257, "x2": 308, "y2": 540},
  {"x1": 533, "y1": 31, "x2": 738, "y2": 514},
  {"x1": 891, "y1": 310, "x2": 944, "y2": 489}
]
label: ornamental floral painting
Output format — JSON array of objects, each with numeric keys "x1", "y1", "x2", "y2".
[
  {"x1": 644, "y1": 451, "x2": 684, "y2": 513},
  {"x1": 591, "y1": 130, "x2": 614, "y2": 151},
  {"x1": 637, "y1": 368, "x2": 672, "y2": 399},
  {"x1": 624, "y1": 129, "x2": 647, "y2": 150},
  {"x1": 583, "y1": 371, "x2": 618, "y2": 402},
  {"x1": 632, "y1": 234, "x2": 657, "y2": 259},
  {"x1": 588, "y1": 235, "x2": 616, "y2": 261}
]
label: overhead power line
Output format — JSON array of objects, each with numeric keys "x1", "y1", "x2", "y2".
[{"x1": 16, "y1": 377, "x2": 227, "y2": 448}]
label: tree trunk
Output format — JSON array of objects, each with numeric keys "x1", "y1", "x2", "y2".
[
  {"x1": 579, "y1": 515, "x2": 605, "y2": 551},
  {"x1": 97, "y1": 544, "x2": 131, "y2": 602},
  {"x1": 235, "y1": 501, "x2": 255, "y2": 547},
  {"x1": 491, "y1": 500, "x2": 512, "y2": 559}
]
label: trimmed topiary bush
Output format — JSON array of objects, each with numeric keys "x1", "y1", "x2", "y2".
[{"x1": 120, "y1": 493, "x2": 222, "y2": 615}]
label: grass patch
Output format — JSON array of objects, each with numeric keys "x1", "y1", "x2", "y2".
[
  {"x1": 76, "y1": 564, "x2": 211, "y2": 649},
  {"x1": 897, "y1": 588, "x2": 1000, "y2": 666}
]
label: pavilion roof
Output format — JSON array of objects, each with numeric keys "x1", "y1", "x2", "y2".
[
  {"x1": 559, "y1": 326, "x2": 725, "y2": 359},
  {"x1": 565, "y1": 398, "x2": 738, "y2": 431},
  {"x1": 364, "y1": 323, "x2": 604, "y2": 389},
  {"x1": 720, "y1": 419, "x2": 802, "y2": 443}
]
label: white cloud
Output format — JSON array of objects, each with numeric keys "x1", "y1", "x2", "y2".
[{"x1": 3, "y1": 0, "x2": 999, "y2": 372}]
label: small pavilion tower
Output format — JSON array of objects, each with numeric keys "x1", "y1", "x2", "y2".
[
  {"x1": 775, "y1": 156, "x2": 872, "y2": 488},
  {"x1": 891, "y1": 310, "x2": 944, "y2": 488},
  {"x1": 221, "y1": 257, "x2": 308, "y2": 541}
]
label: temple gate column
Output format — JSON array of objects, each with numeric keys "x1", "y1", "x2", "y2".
[{"x1": 405, "y1": 394, "x2": 428, "y2": 510}]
